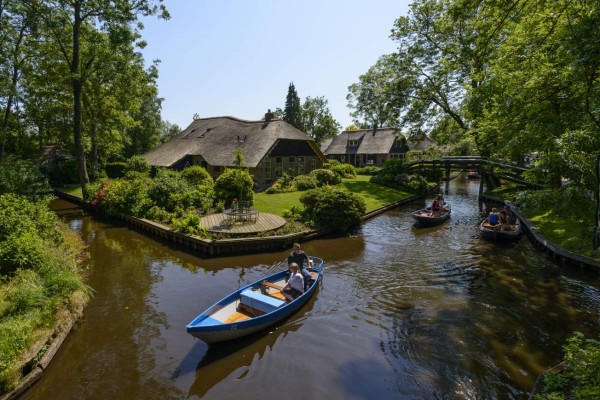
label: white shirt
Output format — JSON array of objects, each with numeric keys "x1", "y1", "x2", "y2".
[{"x1": 288, "y1": 271, "x2": 304, "y2": 292}]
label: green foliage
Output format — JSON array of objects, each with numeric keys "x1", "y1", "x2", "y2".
[
  {"x1": 266, "y1": 173, "x2": 297, "y2": 194},
  {"x1": 309, "y1": 168, "x2": 342, "y2": 186},
  {"x1": 301, "y1": 96, "x2": 341, "y2": 144},
  {"x1": 147, "y1": 169, "x2": 191, "y2": 211},
  {"x1": 516, "y1": 187, "x2": 593, "y2": 223},
  {"x1": 536, "y1": 332, "x2": 600, "y2": 399},
  {"x1": 171, "y1": 211, "x2": 208, "y2": 237},
  {"x1": 293, "y1": 174, "x2": 318, "y2": 191},
  {"x1": 124, "y1": 156, "x2": 150, "y2": 175},
  {"x1": 327, "y1": 160, "x2": 357, "y2": 178},
  {"x1": 181, "y1": 165, "x2": 214, "y2": 187},
  {"x1": 300, "y1": 186, "x2": 366, "y2": 233},
  {"x1": 283, "y1": 82, "x2": 303, "y2": 131},
  {"x1": 105, "y1": 162, "x2": 127, "y2": 178},
  {"x1": 282, "y1": 205, "x2": 303, "y2": 221},
  {"x1": 0, "y1": 194, "x2": 88, "y2": 393},
  {"x1": 214, "y1": 168, "x2": 254, "y2": 206},
  {"x1": 0, "y1": 157, "x2": 50, "y2": 198},
  {"x1": 356, "y1": 166, "x2": 380, "y2": 175}
]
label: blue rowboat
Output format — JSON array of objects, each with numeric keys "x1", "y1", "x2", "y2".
[{"x1": 186, "y1": 257, "x2": 324, "y2": 343}]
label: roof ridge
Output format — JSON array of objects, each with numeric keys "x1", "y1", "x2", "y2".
[{"x1": 193, "y1": 115, "x2": 282, "y2": 124}]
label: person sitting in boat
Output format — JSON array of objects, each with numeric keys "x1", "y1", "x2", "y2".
[
  {"x1": 280, "y1": 263, "x2": 304, "y2": 302},
  {"x1": 287, "y1": 242, "x2": 312, "y2": 290},
  {"x1": 488, "y1": 208, "x2": 500, "y2": 226},
  {"x1": 504, "y1": 205, "x2": 516, "y2": 224},
  {"x1": 430, "y1": 195, "x2": 442, "y2": 216}
]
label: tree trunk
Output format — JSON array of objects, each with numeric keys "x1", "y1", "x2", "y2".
[{"x1": 72, "y1": 2, "x2": 89, "y2": 198}]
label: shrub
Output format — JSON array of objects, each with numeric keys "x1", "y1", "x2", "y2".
[
  {"x1": 266, "y1": 173, "x2": 296, "y2": 194},
  {"x1": 171, "y1": 211, "x2": 208, "y2": 237},
  {"x1": 309, "y1": 168, "x2": 341, "y2": 186},
  {"x1": 181, "y1": 165, "x2": 214, "y2": 187},
  {"x1": 124, "y1": 156, "x2": 150, "y2": 175},
  {"x1": 147, "y1": 169, "x2": 191, "y2": 211},
  {"x1": 330, "y1": 162, "x2": 357, "y2": 179},
  {"x1": 356, "y1": 166, "x2": 380, "y2": 175},
  {"x1": 293, "y1": 174, "x2": 318, "y2": 191},
  {"x1": 105, "y1": 162, "x2": 127, "y2": 178},
  {"x1": 300, "y1": 186, "x2": 366, "y2": 233},
  {"x1": 537, "y1": 332, "x2": 600, "y2": 399},
  {"x1": 0, "y1": 156, "x2": 50, "y2": 198},
  {"x1": 214, "y1": 168, "x2": 254, "y2": 206}
]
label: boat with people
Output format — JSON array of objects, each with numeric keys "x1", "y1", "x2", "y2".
[
  {"x1": 186, "y1": 257, "x2": 324, "y2": 343},
  {"x1": 479, "y1": 219, "x2": 522, "y2": 241},
  {"x1": 467, "y1": 170, "x2": 480, "y2": 179},
  {"x1": 411, "y1": 205, "x2": 451, "y2": 227}
]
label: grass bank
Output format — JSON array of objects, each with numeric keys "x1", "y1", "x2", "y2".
[
  {"x1": 254, "y1": 175, "x2": 413, "y2": 216},
  {"x1": 486, "y1": 182, "x2": 600, "y2": 261}
]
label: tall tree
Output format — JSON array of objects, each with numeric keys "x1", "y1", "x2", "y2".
[
  {"x1": 23, "y1": 0, "x2": 169, "y2": 197},
  {"x1": 0, "y1": 1, "x2": 37, "y2": 159},
  {"x1": 301, "y1": 96, "x2": 341, "y2": 145},
  {"x1": 283, "y1": 82, "x2": 303, "y2": 131}
]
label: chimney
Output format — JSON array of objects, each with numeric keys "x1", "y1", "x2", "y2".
[{"x1": 264, "y1": 109, "x2": 274, "y2": 122}]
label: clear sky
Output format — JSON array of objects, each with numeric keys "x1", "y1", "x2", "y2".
[{"x1": 140, "y1": 0, "x2": 410, "y2": 131}]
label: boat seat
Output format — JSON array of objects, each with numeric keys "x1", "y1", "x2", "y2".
[
  {"x1": 261, "y1": 280, "x2": 282, "y2": 290},
  {"x1": 240, "y1": 289, "x2": 285, "y2": 314}
]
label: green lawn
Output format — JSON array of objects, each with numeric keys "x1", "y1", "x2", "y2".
[{"x1": 254, "y1": 175, "x2": 413, "y2": 216}]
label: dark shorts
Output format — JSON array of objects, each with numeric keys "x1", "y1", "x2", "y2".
[{"x1": 283, "y1": 287, "x2": 302, "y2": 299}]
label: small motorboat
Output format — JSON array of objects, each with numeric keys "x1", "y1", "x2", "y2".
[
  {"x1": 411, "y1": 205, "x2": 451, "y2": 227},
  {"x1": 467, "y1": 170, "x2": 480, "y2": 179},
  {"x1": 186, "y1": 257, "x2": 324, "y2": 344},
  {"x1": 479, "y1": 219, "x2": 522, "y2": 241}
]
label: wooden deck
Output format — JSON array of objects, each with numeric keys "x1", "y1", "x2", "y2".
[{"x1": 200, "y1": 212, "x2": 287, "y2": 235}]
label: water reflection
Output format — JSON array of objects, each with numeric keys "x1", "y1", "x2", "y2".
[{"x1": 20, "y1": 176, "x2": 600, "y2": 399}]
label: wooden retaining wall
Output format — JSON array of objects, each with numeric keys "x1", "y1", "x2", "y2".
[{"x1": 54, "y1": 190, "x2": 425, "y2": 257}]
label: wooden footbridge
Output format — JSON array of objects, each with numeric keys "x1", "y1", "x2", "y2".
[{"x1": 406, "y1": 156, "x2": 544, "y2": 188}]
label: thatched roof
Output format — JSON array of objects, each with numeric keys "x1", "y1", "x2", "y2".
[
  {"x1": 324, "y1": 128, "x2": 399, "y2": 155},
  {"x1": 324, "y1": 128, "x2": 436, "y2": 155},
  {"x1": 40, "y1": 145, "x2": 74, "y2": 165},
  {"x1": 143, "y1": 116, "x2": 324, "y2": 168},
  {"x1": 408, "y1": 135, "x2": 437, "y2": 151}
]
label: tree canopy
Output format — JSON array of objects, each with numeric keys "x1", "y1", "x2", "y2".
[{"x1": 347, "y1": 0, "x2": 600, "y2": 190}]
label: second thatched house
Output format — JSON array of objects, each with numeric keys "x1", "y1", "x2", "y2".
[
  {"x1": 142, "y1": 112, "x2": 327, "y2": 186},
  {"x1": 323, "y1": 128, "x2": 436, "y2": 167}
]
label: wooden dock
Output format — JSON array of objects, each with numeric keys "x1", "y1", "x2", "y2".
[{"x1": 200, "y1": 212, "x2": 287, "y2": 235}]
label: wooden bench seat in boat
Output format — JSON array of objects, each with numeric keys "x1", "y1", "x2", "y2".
[{"x1": 240, "y1": 289, "x2": 285, "y2": 314}]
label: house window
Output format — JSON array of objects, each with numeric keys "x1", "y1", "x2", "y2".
[
  {"x1": 297, "y1": 157, "x2": 304, "y2": 174},
  {"x1": 349, "y1": 139, "x2": 358, "y2": 147},
  {"x1": 311, "y1": 159, "x2": 317, "y2": 171},
  {"x1": 265, "y1": 161, "x2": 272, "y2": 180},
  {"x1": 340, "y1": 155, "x2": 345, "y2": 162},
  {"x1": 289, "y1": 157, "x2": 296, "y2": 175}
]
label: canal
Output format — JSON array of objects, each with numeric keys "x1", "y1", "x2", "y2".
[{"x1": 22, "y1": 176, "x2": 600, "y2": 399}]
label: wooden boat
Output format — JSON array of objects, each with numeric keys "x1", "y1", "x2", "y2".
[
  {"x1": 467, "y1": 170, "x2": 480, "y2": 179},
  {"x1": 479, "y1": 219, "x2": 522, "y2": 241},
  {"x1": 186, "y1": 257, "x2": 324, "y2": 343},
  {"x1": 411, "y1": 205, "x2": 451, "y2": 227}
]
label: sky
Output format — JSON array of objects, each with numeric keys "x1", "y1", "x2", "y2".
[{"x1": 140, "y1": 0, "x2": 410, "y2": 131}]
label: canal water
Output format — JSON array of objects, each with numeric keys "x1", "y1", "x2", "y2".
[{"x1": 22, "y1": 177, "x2": 600, "y2": 399}]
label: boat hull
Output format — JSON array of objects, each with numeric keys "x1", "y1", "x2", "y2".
[
  {"x1": 479, "y1": 220, "x2": 522, "y2": 241},
  {"x1": 186, "y1": 257, "x2": 324, "y2": 343},
  {"x1": 412, "y1": 207, "x2": 451, "y2": 227}
]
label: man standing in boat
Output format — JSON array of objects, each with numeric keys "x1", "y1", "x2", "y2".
[{"x1": 287, "y1": 242, "x2": 312, "y2": 291}]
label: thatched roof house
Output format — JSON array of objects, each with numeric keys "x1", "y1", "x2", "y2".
[
  {"x1": 323, "y1": 128, "x2": 436, "y2": 167},
  {"x1": 143, "y1": 113, "x2": 327, "y2": 185}
]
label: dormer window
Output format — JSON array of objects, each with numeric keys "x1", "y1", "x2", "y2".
[{"x1": 349, "y1": 139, "x2": 358, "y2": 147}]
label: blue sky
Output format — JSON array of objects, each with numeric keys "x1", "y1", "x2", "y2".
[{"x1": 140, "y1": 0, "x2": 410, "y2": 131}]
